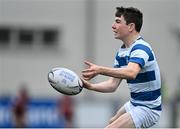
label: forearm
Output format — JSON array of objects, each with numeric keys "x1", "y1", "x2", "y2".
[
  {"x1": 86, "y1": 78, "x2": 121, "y2": 93},
  {"x1": 98, "y1": 63, "x2": 140, "y2": 79},
  {"x1": 90, "y1": 81, "x2": 115, "y2": 93},
  {"x1": 99, "y1": 67, "x2": 131, "y2": 79}
]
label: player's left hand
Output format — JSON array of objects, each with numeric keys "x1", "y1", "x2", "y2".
[
  {"x1": 82, "y1": 61, "x2": 100, "y2": 80},
  {"x1": 80, "y1": 77, "x2": 92, "y2": 89}
]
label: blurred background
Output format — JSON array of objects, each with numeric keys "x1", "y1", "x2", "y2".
[{"x1": 0, "y1": 0, "x2": 180, "y2": 128}]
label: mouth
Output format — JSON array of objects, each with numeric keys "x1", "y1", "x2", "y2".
[
  {"x1": 113, "y1": 30, "x2": 117, "y2": 34},
  {"x1": 113, "y1": 31, "x2": 118, "y2": 36},
  {"x1": 113, "y1": 31, "x2": 119, "y2": 38}
]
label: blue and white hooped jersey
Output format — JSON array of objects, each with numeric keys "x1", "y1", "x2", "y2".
[{"x1": 114, "y1": 37, "x2": 161, "y2": 111}]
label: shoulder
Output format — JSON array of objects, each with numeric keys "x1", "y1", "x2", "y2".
[
  {"x1": 132, "y1": 38, "x2": 152, "y2": 49},
  {"x1": 130, "y1": 39, "x2": 155, "y2": 62},
  {"x1": 130, "y1": 38, "x2": 153, "y2": 54}
]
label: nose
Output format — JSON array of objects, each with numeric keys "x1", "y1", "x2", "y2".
[{"x1": 112, "y1": 22, "x2": 116, "y2": 29}]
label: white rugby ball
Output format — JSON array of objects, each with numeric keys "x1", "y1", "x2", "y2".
[{"x1": 48, "y1": 67, "x2": 83, "y2": 95}]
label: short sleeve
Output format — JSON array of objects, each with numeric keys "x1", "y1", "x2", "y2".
[{"x1": 129, "y1": 44, "x2": 154, "y2": 68}]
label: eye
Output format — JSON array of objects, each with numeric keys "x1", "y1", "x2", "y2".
[{"x1": 115, "y1": 19, "x2": 121, "y2": 23}]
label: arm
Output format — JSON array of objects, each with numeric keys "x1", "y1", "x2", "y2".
[
  {"x1": 82, "y1": 61, "x2": 141, "y2": 80},
  {"x1": 99, "y1": 62, "x2": 141, "y2": 79},
  {"x1": 81, "y1": 77, "x2": 122, "y2": 93}
]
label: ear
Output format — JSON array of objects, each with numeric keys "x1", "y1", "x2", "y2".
[{"x1": 128, "y1": 23, "x2": 135, "y2": 32}]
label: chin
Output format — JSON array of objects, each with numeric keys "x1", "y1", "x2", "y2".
[{"x1": 114, "y1": 34, "x2": 121, "y2": 39}]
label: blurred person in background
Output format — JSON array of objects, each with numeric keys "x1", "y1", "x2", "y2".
[
  {"x1": 58, "y1": 95, "x2": 74, "y2": 128},
  {"x1": 81, "y1": 6, "x2": 161, "y2": 128},
  {"x1": 11, "y1": 84, "x2": 29, "y2": 128}
]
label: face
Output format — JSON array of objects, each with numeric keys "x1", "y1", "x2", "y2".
[{"x1": 112, "y1": 16, "x2": 130, "y2": 40}]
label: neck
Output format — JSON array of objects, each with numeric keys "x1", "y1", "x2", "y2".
[{"x1": 122, "y1": 33, "x2": 140, "y2": 48}]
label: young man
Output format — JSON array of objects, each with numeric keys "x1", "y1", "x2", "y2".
[{"x1": 81, "y1": 7, "x2": 161, "y2": 128}]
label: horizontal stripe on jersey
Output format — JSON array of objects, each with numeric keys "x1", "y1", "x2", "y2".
[
  {"x1": 130, "y1": 88, "x2": 161, "y2": 101},
  {"x1": 127, "y1": 71, "x2": 156, "y2": 84},
  {"x1": 129, "y1": 78, "x2": 161, "y2": 93},
  {"x1": 130, "y1": 44, "x2": 154, "y2": 61},
  {"x1": 131, "y1": 96, "x2": 161, "y2": 110}
]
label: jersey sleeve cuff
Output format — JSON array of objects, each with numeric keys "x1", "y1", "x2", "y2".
[{"x1": 129, "y1": 57, "x2": 145, "y2": 68}]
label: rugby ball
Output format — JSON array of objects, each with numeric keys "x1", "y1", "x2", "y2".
[{"x1": 48, "y1": 67, "x2": 83, "y2": 95}]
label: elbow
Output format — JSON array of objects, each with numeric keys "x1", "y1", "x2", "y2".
[
  {"x1": 124, "y1": 63, "x2": 141, "y2": 80},
  {"x1": 109, "y1": 85, "x2": 118, "y2": 92},
  {"x1": 128, "y1": 72, "x2": 138, "y2": 80},
  {"x1": 105, "y1": 85, "x2": 117, "y2": 93},
  {"x1": 129, "y1": 74, "x2": 137, "y2": 80},
  {"x1": 110, "y1": 87, "x2": 117, "y2": 92}
]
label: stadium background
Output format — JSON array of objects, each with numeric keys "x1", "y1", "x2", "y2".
[{"x1": 0, "y1": 0, "x2": 180, "y2": 128}]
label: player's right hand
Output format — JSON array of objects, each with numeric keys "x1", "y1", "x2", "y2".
[{"x1": 82, "y1": 61, "x2": 100, "y2": 80}]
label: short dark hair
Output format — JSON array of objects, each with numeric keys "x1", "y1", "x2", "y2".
[{"x1": 115, "y1": 6, "x2": 143, "y2": 32}]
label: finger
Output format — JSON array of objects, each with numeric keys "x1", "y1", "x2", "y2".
[
  {"x1": 82, "y1": 72, "x2": 94, "y2": 77},
  {"x1": 82, "y1": 74, "x2": 92, "y2": 81},
  {"x1": 80, "y1": 77, "x2": 87, "y2": 82},
  {"x1": 82, "y1": 68, "x2": 93, "y2": 73},
  {"x1": 82, "y1": 73, "x2": 90, "y2": 78},
  {"x1": 80, "y1": 76, "x2": 85, "y2": 81},
  {"x1": 82, "y1": 75, "x2": 91, "y2": 80},
  {"x1": 83, "y1": 76, "x2": 93, "y2": 81},
  {"x1": 84, "y1": 76, "x2": 93, "y2": 80},
  {"x1": 84, "y1": 60, "x2": 93, "y2": 66},
  {"x1": 80, "y1": 77, "x2": 90, "y2": 84},
  {"x1": 82, "y1": 74, "x2": 87, "y2": 78}
]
